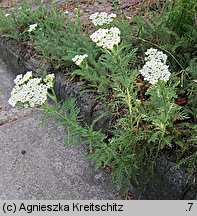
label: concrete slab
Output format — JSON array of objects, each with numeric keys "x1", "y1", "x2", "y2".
[{"x1": 0, "y1": 58, "x2": 119, "y2": 200}]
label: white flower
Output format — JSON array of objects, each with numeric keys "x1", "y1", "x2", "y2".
[
  {"x1": 14, "y1": 74, "x2": 22, "y2": 84},
  {"x1": 72, "y1": 54, "x2": 88, "y2": 66},
  {"x1": 90, "y1": 12, "x2": 117, "y2": 26},
  {"x1": 46, "y1": 82, "x2": 53, "y2": 88},
  {"x1": 5, "y1": 13, "x2": 10, "y2": 17},
  {"x1": 90, "y1": 27, "x2": 120, "y2": 49},
  {"x1": 14, "y1": 71, "x2": 32, "y2": 85},
  {"x1": 28, "y1": 24, "x2": 38, "y2": 32},
  {"x1": 140, "y1": 48, "x2": 171, "y2": 84},
  {"x1": 8, "y1": 72, "x2": 54, "y2": 108},
  {"x1": 145, "y1": 48, "x2": 167, "y2": 63},
  {"x1": 8, "y1": 97, "x2": 16, "y2": 107},
  {"x1": 21, "y1": 71, "x2": 32, "y2": 82},
  {"x1": 43, "y1": 74, "x2": 55, "y2": 84}
]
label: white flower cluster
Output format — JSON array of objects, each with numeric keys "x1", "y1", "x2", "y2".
[
  {"x1": 145, "y1": 48, "x2": 167, "y2": 63},
  {"x1": 89, "y1": 12, "x2": 116, "y2": 26},
  {"x1": 43, "y1": 73, "x2": 55, "y2": 88},
  {"x1": 90, "y1": 27, "x2": 120, "y2": 49},
  {"x1": 8, "y1": 72, "x2": 55, "y2": 108},
  {"x1": 140, "y1": 48, "x2": 171, "y2": 84},
  {"x1": 28, "y1": 23, "x2": 38, "y2": 32},
  {"x1": 14, "y1": 71, "x2": 32, "y2": 85},
  {"x1": 72, "y1": 54, "x2": 88, "y2": 66}
]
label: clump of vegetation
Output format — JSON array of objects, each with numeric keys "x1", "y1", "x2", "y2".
[{"x1": 1, "y1": 0, "x2": 196, "y2": 194}]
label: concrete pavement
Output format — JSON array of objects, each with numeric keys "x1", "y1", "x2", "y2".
[{"x1": 0, "y1": 58, "x2": 119, "y2": 199}]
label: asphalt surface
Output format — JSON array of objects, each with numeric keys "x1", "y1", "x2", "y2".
[{"x1": 0, "y1": 58, "x2": 119, "y2": 199}]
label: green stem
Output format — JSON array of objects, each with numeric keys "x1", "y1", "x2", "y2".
[
  {"x1": 48, "y1": 87, "x2": 58, "y2": 106},
  {"x1": 126, "y1": 87, "x2": 133, "y2": 125}
]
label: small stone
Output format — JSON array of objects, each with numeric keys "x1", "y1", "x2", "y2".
[{"x1": 21, "y1": 150, "x2": 26, "y2": 155}]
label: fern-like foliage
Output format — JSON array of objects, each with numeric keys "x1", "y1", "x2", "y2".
[
  {"x1": 144, "y1": 81, "x2": 188, "y2": 149},
  {"x1": 41, "y1": 98, "x2": 106, "y2": 150}
]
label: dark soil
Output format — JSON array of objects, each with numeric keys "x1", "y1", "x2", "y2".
[{"x1": 0, "y1": 0, "x2": 143, "y2": 21}]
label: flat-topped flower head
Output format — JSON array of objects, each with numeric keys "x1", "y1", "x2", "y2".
[
  {"x1": 90, "y1": 27, "x2": 120, "y2": 50},
  {"x1": 145, "y1": 48, "x2": 167, "y2": 63},
  {"x1": 140, "y1": 48, "x2": 171, "y2": 84},
  {"x1": 72, "y1": 54, "x2": 88, "y2": 66},
  {"x1": 28, "y1": 23, "x2": 38, "y2": 32},
  {"x1": 8, "y1": 72, "x2": 55, "y2": 108},
  {"x1": 14, "y1": 71, "x2": 32, "y2": 85},
  {"x1": 89, "y1": 12, "x2": 117, "y2": 26}
]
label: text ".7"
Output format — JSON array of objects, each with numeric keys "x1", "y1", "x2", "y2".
[{"x1": 186, "y1": 203, "x2": 194, "y2": 212}]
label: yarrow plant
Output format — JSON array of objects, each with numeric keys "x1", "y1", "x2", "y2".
[
  {"x1": 8, "y1": 72, "x2": 55, "y2": 108},
  {"x1": 140, "y1": 48, "x2": 171, "y2": 84},
  {"x1": 89, "y1": 12, "x2": 117, "y2": 26},
  {"x1": 2, "y1": 2, "x2": 196, "y2": 195},
  {"x1": 72, "y1": 54, "x2": 88, "y2": 66},
  {"x1": 90, "y1": 27, "x2": 121, "y2": 50}
]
